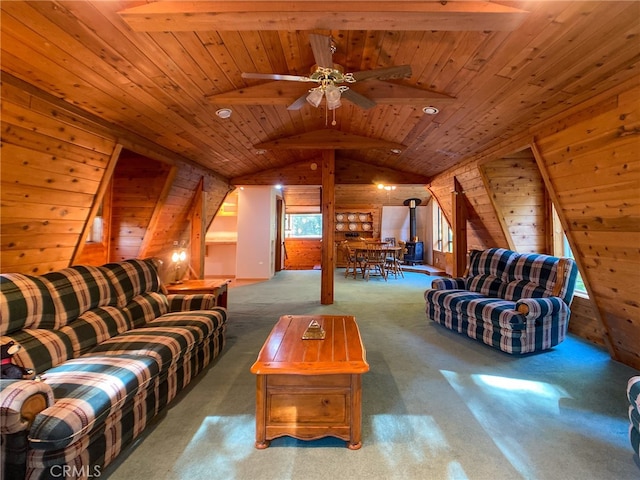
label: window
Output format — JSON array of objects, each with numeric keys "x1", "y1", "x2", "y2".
[
  {"x1": 433, "y1": 203, "x2": 452, "y2": 253},
  {"x1": 552, "y1": 206, "x2": 587, "y2": 295},
  {"x1": 558, "y1": 233, "x2": 587, "y2": 295},
  {"x1": 285, "y1": 214, "x2": 322, "y2": 238},
  {"x1": 86, "y1": 204, "x2": 104, "y2": 244}
]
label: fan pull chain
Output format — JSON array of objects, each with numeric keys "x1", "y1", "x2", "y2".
[{"x1": 332, "y1": 108, "x2": 337, "y2": 126}]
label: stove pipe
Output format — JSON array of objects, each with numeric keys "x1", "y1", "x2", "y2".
[{"x1": 403, "y1": 198, "x2": 422, "y2": 241}]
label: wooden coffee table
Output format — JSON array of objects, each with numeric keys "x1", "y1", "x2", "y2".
[{"x1": 250, "y1": 315, "x2": 369, "y2": 449}]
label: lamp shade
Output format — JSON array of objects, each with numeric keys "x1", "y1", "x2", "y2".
[
  {"x1": 325, "y1": 84, "x2": 342, "y2": 110},
  {"x1": 306, "y1": 88, "x2": 324, "y2": 107}
]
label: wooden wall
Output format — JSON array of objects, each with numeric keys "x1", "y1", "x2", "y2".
[
  {"x1": 1, "y1": 81, "x2": 117, "y2": 273},
  {"x1": 1, "y1": 79, "x2": 231, "y2": 279},
  {"x1": 284, "y1": 239, "x2": 322, "y2": 270},
  {"x1": 427, "y1": 81, "x2": 640, "y2": 370},
  {"x1": 480, "y1": 149, "x2": 549, "y2": 254},
  {"x1": 533, "y1": 82, "x2": 640, "y2": 369}
]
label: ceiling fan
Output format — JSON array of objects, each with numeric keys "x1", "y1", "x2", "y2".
[{"x1": 241, "y1": 34, "x2": 412, "y2": 111}]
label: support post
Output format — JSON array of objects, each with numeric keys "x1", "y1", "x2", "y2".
[
  {"x1": 452, "y1": 177, "x2": 468, "y2": 277},
  {"x1": 321, "y1": 150, "x2": 335, "y2": 304}
]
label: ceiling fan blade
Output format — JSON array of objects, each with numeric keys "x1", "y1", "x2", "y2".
[
  {"x1": 350, "y1": 65, "x2": 413, "y2": 82},
  {"x1": 309, "y1": 34, "x2": 334, "y2": 69},
  {"x1": 341, "y1": 89, "x2": 377, "y2": 110},
  {"x1": 242, "y1": 72, "x2": 313, "y2": 82},
  {"x1": 287, "y1": 93, "x2": 309, "y2": 111}
]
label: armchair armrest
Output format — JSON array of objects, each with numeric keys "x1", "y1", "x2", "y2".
[
  {"x1": 167, "y1": 293, "x2": 218, "y2": 312},
  {"x1": 0, "y1": 379, "x2": 54, "y2": 434},
  {"x1": 431, "y1": 277, "x2": 467, "y2": 290},
  {"x1": 516, "y1": 297, "x2": 567, "y2": 320}
]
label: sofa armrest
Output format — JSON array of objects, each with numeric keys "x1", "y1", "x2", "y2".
[
  {"x1": 167, "y1": 293, "x2": 218, "y2": 312},
  {"x1": 431, "y1": 277, "x2": 467, "y2": 290},
  {"x1": 0, "y1": 379, "x2": 54, "y2": 434},
  {"x1": 516, "y1": 297, "x2": 567, "y2": 320}
]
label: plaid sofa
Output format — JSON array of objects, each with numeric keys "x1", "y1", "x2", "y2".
[
  {"x1": 424, "y1": 248, "x2": 578, "y2": 354},
  {"x1": 629, "y1": 376, "x2": 640, "y2": 460},
  {"x1": 0, "y1": 259, "x2": 228, "y2": 480}
]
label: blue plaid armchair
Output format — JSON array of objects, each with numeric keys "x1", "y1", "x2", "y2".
[
  {"x1": 424, "y1": 248, "x2": 578, "y2": 354},
  {"x1": 1, "y1": 259, "x2": 227, "y2": 479}
]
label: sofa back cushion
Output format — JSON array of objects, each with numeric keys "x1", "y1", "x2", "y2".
[
  {"x1": 466, "y1": 275, "x2": 506, "y2": 298},
  {"x1": 101, "y1": 259, "x2": 162, "y2": 308},
  {"x1": 0, "y1": 329, "x2": 74, "y2": 373},
  {"x1": 467, "y1": 248, "x2": 517, "y2": 280},
  {"x1": 39, "y1": 266, "x2": 119, "y2": 328},
  {"x1": 1, "y1": 274, "x2": 57, "y2": 334}
]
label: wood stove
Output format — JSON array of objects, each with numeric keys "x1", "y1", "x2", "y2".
[{"x1": 403, "y1": 198, "x2": 424, "y2": 265}]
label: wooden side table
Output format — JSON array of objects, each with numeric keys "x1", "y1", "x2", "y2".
[
  {"x1": 250, "y1": 315, "x2": 369, "y2": 449},
  {"x1": 165, "y1": 279, "x2": 230, "y2": 308}
]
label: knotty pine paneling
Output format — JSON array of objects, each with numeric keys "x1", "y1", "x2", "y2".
[
  {"x1": 1, "y1": 78, "x2": 231, "y2": 278},
  {"x1": 283, "y1": 239, "x2": 322, "y2": 270},
  {"x1": 480, "y1": 151, "x2": 549, "y2": 253},
  {"x1": 533, "y1": 84, "x2": 640, "y2": 369},
  {"x1": 428, "y1": 158, "x2": 509, "y2": 253},
  {"x1": 1, "y1": 83, "x2": 117, "y2": 274},
  {"x1": 109, "y1": 152, "x2": 171, "y2": 263}
]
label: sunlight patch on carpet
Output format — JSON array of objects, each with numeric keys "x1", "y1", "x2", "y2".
[{"x1": 171, "y1": 415, "x2": 260, "y2": 479}]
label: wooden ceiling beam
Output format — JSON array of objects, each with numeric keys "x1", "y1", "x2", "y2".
[
  {"x1": 231, "y1": 157, "x2": 430, "y2": 185},
  {"x1": 254, "y1": 130, "x2": 406, "y2": 150},
  {"x1": 207, "y1": 80, "x2": 456, "y2": 107},
  {"x1": 118, "y1": 1, "x2": 529, "y2": 32}
]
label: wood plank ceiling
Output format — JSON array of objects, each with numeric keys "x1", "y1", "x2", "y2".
[{"x1": 1, "y1": 1, "x2": 638, "y2": 202}]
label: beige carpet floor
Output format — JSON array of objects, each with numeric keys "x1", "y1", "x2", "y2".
[{"x1": 103, "y1": 270, "x2": 640, "y2": 480}]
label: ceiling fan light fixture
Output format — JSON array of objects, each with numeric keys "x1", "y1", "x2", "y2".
[
  {"x1": 422, "y1": 106, "x2": 439, "y2": 115},
  {"x1": 306, "y1": 88, "x2": 324, "y2": 107},
  {"x1": 325, "y1": 83, "x2": 342, "y2": 110},
  {"x1": 216, "y1": 108, "x2": 232, "y2": 118}
]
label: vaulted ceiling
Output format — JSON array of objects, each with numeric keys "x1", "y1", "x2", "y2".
[{"x1": 1, "y1": 1, "x2": 638, "y2": 187}]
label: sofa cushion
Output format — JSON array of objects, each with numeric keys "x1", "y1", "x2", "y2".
[
  {"x1": 459, "y1": 297, "x2": 524, "y2": 330},
  {"x1": 503, "y1": 280, "x2": 550, "y2": 302},
  {"x1": 1, "y1": 329, "x2": 74, "y2": 373},
  {"x1": 167, "y1": 294, "x2": 218, "y2": 312},
  {"x1": 122, "y1": 292, "x2": 169, "y2": 328},
  {"x1": 29, "y1": 355, "x2": 159, "y2": 450},
  {"x1": 0, "y1": 274, "x2": 57, "y2": 334},
  {"x1": 468, "y1": 248, "x2": 517, "y2": 280},
  {"x1": 466, "y1": 274, "x2": 506, "y2": 298},
  {"x1": 101, "y1": 259, "x2": 161, "y2": 308},
  {"x1": 505, "y1": 253, "x2": 560, "y2": 293},
  {"x1": 40, "y1": 266, "x2": 119, "y2": 328},
  {"x1": 84, "y1": 326, "x2": 203, "y2": 371},
  {"x1": 629, "y1": 376, "x2": 640, "y2": 412},
  {"x1": 143, "y1": 310, "x2": 227, "y2": 339},
  {"x1": 59, "y1": 307, "x2": 133, "y2": 357}
]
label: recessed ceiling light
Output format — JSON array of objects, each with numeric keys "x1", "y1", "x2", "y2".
[
  {"x1": 216, "y1": 108, "x2": 232, "y2": 119},
  {"x1": 390, "y1": 149, "x2": 402, "y2": 154},
  {"x1": 255, "y1": 149, "x2": 267, "y2": 155},
  {"x1": 422, "y1": 106, "x2": 439, "y2": 115}
]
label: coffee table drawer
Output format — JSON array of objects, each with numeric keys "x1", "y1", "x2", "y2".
[{"x1": 268, "y1": 392, "x2": 349, "y2": 424}]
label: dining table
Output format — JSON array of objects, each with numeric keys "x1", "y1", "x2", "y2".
[{"x1": 352, "y1": 242, "x2": 403, "y2": 280}]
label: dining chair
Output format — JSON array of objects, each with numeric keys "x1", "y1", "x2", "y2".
[
  {"x1": 385, "y1": 248, "x2": 404, "y2": 279},
  {"x1": 341, "y1": 241, "x2": 365, "y2": 279},
  {"x1": 363, "y1": 242, "x2": 388, "y2": 281}
]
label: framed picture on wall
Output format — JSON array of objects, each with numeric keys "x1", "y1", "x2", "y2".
[{"x1": 384, "y1": 237, "x2": 396, "y2": 246}]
